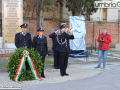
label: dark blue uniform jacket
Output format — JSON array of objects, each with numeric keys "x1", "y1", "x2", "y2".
[
  {"x1": 15, "y1": 32, "x2": 32, "y2": 49},
  {"x1": 58, "y1": 32, "x2": 74, "y2": 52},
  {"x1": 33, "y1": 35, "x2": 48, "y2": 56},
  {"x1": 49, "y1": 32, "x2": 59, "y2": 51}
]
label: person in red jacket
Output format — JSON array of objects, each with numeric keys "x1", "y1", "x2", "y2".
[{"x1": 95, "y1": 27, "x2": 111, "y2": 69}]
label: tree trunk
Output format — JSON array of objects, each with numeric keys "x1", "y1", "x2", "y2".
[
  {"x1": 37, "y1": 0, "x2": 44, "y2": 29},
  {"x1": 75, "y1": 12, "x2": 80, "y2": 16},
  {"x1": 60, "y1": 4, "x2": 63, "y2": 19},
  {"x1": 85, "y1": 15, "x2": 90, "y2": 21},
  {"x1": 72, "y1": 10, "x2": 75, "y2": 16},
  {"x1": 72, "y1": 10, "x2": 80, "y2": 16}
]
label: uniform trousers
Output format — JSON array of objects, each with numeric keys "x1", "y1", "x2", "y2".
[
  {"x1": 25, "y1": 61, "x2": 30, "y2": 70},
  {"x1": 53, "y1": 50, "x2": 60, "y2": 68},
  {"x1": 41, "y1": 55, "x2": 45, "y2": 75},
  {"x1": 59, "y1": 52, "x2": 69, "y2": 75}
]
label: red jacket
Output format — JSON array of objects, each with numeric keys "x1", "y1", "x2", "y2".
[{"x1": 97, "y1": 33, "x2": 111, "y2": 50}]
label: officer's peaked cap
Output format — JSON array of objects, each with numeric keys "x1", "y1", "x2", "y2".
[
  {"x1": 20, "y1": 23, "x2": 28, "y2": 28},
  {"x1": 60, "y1": 24, "x2": 66, "y2": 29},
  {"x1": 37, "y1": 28, "x2": 44, "y2": 32}
]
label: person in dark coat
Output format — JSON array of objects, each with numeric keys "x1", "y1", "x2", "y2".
[
  {"x1": 49, "y1": 28, "x2": 60, "y2": 69},
  {"x1": 33, "y1": 28, "x2": 48, "y2": 78},
  {"x1": 58, "y1": 24, "x2": 74, "y2": 76},
  {"x1": 15, "y1": 23, "x2": 32, "y2": 49},
  {"x1": 15, "y1": 23, "x2": 32, "y2": 70}
]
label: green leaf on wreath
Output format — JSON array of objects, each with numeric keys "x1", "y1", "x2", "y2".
[{"x1": 7, "y1": 47, "x2": 43, "y2": 81}]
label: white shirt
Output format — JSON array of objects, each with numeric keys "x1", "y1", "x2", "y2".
[
  {"x1": 22, "y1": 32, "x2": 27, "y2": 36},
  {"x1": 39, "y1": 35, "x2": 43, "y2": 39}
]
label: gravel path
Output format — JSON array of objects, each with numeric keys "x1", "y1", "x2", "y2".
[
  {"x1": 0, "y1": 64, "x2": 101, "y2": 86},
  {"x1": 0, "y1": 57, "x2": 9, "y2": 63},
  {"x1": 0, "y1": 55, "x2": 117, "y2": 86}
]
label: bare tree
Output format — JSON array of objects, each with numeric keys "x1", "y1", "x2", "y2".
[
  {"x1": 37, "y1": 0, "x2": 44, "y2": 29},
  {"x1": 23, "y1": 0, "x2": 55, "y2": 29}
]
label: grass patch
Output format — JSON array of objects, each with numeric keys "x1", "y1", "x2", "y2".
[
  {"x1": 107, "y1": 57, "x2": 118, "y2": 60},
  {"x1": 45, "y1": 59, "x2": 53, "y2": 65},
  {"x1": 0, "y1": 62, "x2": 7, "y2": 69},
  {"x1": 0, "y1": 59, "x2": 53, "y2": 69},
  {"x1": 72, "y1": 60, "x2": 84, "y2": 63},
  {"x1": 86, "y1": 47, "x2": 99, "y2": 51},
  {"x1": 109, "y1": 46, "x2": 115, "y2": 48},
  {"x1": 109, "y1": 49, "x2": 118, "y2": 52},
  {"x1": 89, "y1": 54, "x2": 98, "y2": 58}
]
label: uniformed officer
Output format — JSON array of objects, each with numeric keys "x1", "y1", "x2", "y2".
[
  {"x1": 57, "y1": 24, "x2": 74, "y2": 76},
  {"x1": 49, "y1": 28, "x2": 60, "y2": 69},
  {"x1": 33, "y1": 28, "x2": 48, "y2": 78},
  {"x1": 15, "y1": 23, "x2": 32, "y2": 49},
  {"x1": 15, "y1": 23, "x2": 32, "y2": 70}
]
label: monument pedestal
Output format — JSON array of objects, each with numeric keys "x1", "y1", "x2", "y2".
[
  {"x1": 0, "y1": 48, "x2": 15, "y2": 54},
  {"x1": 4, "y1": 43, "x2": 16, "y2": 49},
  {"x1": 2, "y1": 0, "x2": 23, "y2": 51}
]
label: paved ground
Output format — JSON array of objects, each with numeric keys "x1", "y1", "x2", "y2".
[
  {"x1": 0, "y1": 63, "x2": 101, "y2": 86},
  {"x1": 21, "y1": 62, "x2": 120, "y2": 90},
  {"x1": 0, "y1": 49, "x2": 120, "y2": 90},
  {"x1": 0, "y1": 62, "x2": 120, "y2": 90}
]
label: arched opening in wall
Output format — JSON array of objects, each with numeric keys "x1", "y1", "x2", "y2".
[{"x1": 118, "y1": 10, "x2": 120, "y2": 22}]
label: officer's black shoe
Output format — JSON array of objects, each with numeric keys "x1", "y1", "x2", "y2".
[
  {"x1": 64, "y1": 73, "x2": 69, "y2": 76},
  {"x1": 41, "y1": 74, "x2": 45, "y2": 78},
  {"x1": 61, "y1": 74, "x2": 64, "y2": 76},
  {"x1": 55, "y1": 67, "x2": 60, "y2": 69}
]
